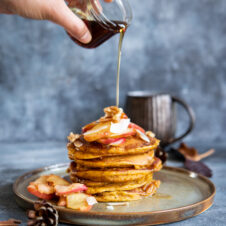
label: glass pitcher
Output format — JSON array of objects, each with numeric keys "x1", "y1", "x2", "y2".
[{"x1": 66, "y1": 0, "x2": 133, "y2": 48}]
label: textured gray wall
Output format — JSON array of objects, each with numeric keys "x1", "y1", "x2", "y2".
[{"x1": 0, "y1": 0, "x2": 226, "y2": 143}]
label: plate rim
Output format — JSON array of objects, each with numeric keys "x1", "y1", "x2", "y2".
[{"x1": 13, "y1": 163, "x2": 216, "y2": 216}]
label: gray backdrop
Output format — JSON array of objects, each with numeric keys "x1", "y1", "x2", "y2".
[{"x1": 0, "y1": 0, "x2": 225, "y2": 143}]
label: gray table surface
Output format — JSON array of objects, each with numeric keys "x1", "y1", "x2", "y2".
[{"x1": 0, "y1": 142, "x2": 225, "y2": 226}]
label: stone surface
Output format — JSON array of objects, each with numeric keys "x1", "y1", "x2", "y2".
[
  {"x1": 0, "y1": 0, "x2": 226, "y2": 143},
  {"x1": 0, "y1": 142, "x2": 225, "y2": 225}
]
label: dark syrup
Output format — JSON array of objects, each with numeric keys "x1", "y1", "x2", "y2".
[{"x1": 68, "y1": 20, "x2": 128, "y2": 49}]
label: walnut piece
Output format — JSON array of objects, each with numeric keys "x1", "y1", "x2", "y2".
[
  {"x1": 100, "y1": 106, "x2": 123, "y2": 123},
  {"x1": 74, "y1": 140, "x2": 83, "y2": 148},
  {"x1": 67, "y1": 132, "x2": 80, "y2": 143},
  {"x1": 146, "y1": 131, "x2": 156, "y2": 139}
]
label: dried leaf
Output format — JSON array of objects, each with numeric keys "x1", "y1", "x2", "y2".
[
  {"x1": 0, "y1": 219, "x2": 21, "y2": 225},
  {"x1": 178, "y1": 143, "x2": 214, "y2": 161},
  {"x1": 184, "y1": 159, "x2": 212, "y2": 177}
]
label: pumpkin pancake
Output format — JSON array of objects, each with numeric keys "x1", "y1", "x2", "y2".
[
  {"x1": 73, "y1": 169, "x2": 152, "y2": 183},
  {"x1": 86, "y1": 175, "x2": 152, "y2": 194},
  {"x1": 94, "y1": 180, "x2": 160, "y2": 202},
  {"x1": 74, "y1": 136, "x2": 160, "y2": 156},
  {"x1": 75, "y1": 151, "x2": 155, "y2": 168},
  {"x1": 70, "y1": 173, "x2": 153, "y2": 187},
  {"x1": 68, "y1": 143, "x2": 105, "y2": 160}
]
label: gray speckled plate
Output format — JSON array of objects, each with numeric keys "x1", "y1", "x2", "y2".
[{"x1": 13, "y1": 163, "x2": 215, "y2": 226}]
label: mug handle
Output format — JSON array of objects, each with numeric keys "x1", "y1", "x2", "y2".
[{"x1": 169, "y1": 96, "x2": 196, "y2": 144}]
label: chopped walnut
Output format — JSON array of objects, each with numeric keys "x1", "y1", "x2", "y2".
[
  {"x1": 74, "y1": 140, "x2": 83, "y2": 148},
  {"x1": 146, "y1": 131, "x2": 156, "y2": 139},
  {"x1": 67, "y1": 132, "x2": 80, "y2": 143},
  {"x1": 100, "y1": 106, "x2": 123, "y2": 122}
]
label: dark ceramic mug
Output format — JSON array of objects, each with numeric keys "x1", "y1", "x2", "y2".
[{"x1": 125, "y1": 91, "x2": 195, "y2": 146}]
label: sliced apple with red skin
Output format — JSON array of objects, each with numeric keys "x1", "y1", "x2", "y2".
[
  {"x1": 55, "y1": 183, "x2": 87, "y2": 196},
  {"x1": 108, "y1": 128, "x2": 136, "y2": 139},
  {"x1": 82, "y1": 121, "x2": 98, "y2": 133},
  {"x1": 27, "y1": 174, "x2": 69, "y2": 201},
  {"x1": 129, "y1": 123, "x2": 145, "y2": 133},
  {"x1": 66, "y1": 193, "x2": 92, "y2": 211},
  {"x1": 98, "y1": 137, "x2": 126, "y2": 145},
  {"x1": 136, "y1": 129, "x2": 150, "y2": 143},
  {"x1": 109, "y1": 138, "x2": 126, "y2": 146},
  {"x1": 46, "y1": 174, "x2": 70, "y2": 187},
  {"x1": 83, "y1": 121, "x2": 111, "y2": 142},
  {"x1": 27, "y1": 184, "x2": 54, "y2": 200}
]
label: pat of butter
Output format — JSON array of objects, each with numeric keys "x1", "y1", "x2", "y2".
[{"x1": 110, "y1": 119, "x2": 130, "y2": 134}]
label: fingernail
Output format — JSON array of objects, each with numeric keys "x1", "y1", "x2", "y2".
[{"x1": 80, "y1": 31, "x2": 92, "y2": 44}]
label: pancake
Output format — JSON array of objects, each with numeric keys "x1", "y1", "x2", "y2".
[
  {"x1": 68, "y1": 143, "x2": 105, "y2": 160},
  {"x1": 70, "y1": 173, "x2": 153, "y2": 187},
  {"x1": 86, "y1": 175, "x2": 152, "y2": 194},
  {"x1": 73, "y1": 136, "x2": 160, "y2": 156},
  {"x1": 95, "y1": 180, "x2": 160, "y2": 202},
  {"x1": 95, "y1": 191, "x2": 141, "y2": 202},
  {"x1": 75, "y1": 151, "x2": 155, "y2": 168},
  {"x1": 73, "y1": 169, "x2": 151, "y2": 183}
]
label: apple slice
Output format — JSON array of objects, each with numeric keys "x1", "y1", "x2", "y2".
[
  {"x1": 27, "y1": 184, "x2": 54, "y2": 200},
  {"x1": 98, "y1": 137, "x2": 124, "y2": 145},
  {"x1": 109, "y1": 138, "x2": 126, "y2": 146},
  {"x1": 129, "y1": 123, "x2": 145, "y2": 133},
  {"x1": 55, "y1": 183, "x2": 87, "y2": 196},
  {"x1": 108, "y1": 128, "x2": 136, "y2": 139},
  {"x1": 82, "y1": 121, "x2": 98, "y2": 133},
  {"x1": 136, "y1": 129, "x2": 150, "y2": 143},
  {"x1": 66, "y1": 193, "x2": 93, "y2": 211},
  {"x1": 37, "y1": 183, "x2": 55, "y2": 194},
  {"x1": 98, "y1": 138, "x2": 126, "y2": 146},
  {"x1": 46, "y1": 174, "x2": 70, "y2": 187},
  {"x1": 83, "y1": 122, "x2": 111, "y2": 142}
]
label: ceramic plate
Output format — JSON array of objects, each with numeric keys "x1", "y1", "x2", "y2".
[{"x1": 13, "y1": 163, "x2": 215, "y2": 226}]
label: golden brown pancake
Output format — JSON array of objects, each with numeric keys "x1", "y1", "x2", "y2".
[
  {"x1": 73, "y1": 169, "x2": 152, "y2": 183},
  {"x1": 70, "y1": 173, "x2": 153, "y2": 187},
  {"x1": 75, "y1": 151, "x2": 155, "y2": 168},
  {"x1": 73, "y1": 136, "x2": 160, "y2": 156},
  {"x1": 68, "y1": 143, "x2": 105, "y2": 160},
  {"x1": 94, "y1": 180, "x2": 160, "y2": 202},
  {"x1": 86, "y1": 175, "x2": 152, "y2": 194},
  {"x1": 95, "y1": 191, "x2": 142, "y2": 202}
]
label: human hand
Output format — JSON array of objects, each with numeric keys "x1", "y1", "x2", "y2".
[{"x1": 0, "y1": 0, "x2": 113, "y2": 44}]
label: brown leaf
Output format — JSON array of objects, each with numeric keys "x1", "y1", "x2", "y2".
[
  {"x1": 0, "y1": 219, "x2": 21, "y2": 225},
  {"x1": 178, "y1": 143, "x2": 215, "y2": 161},
  {"x1": 184, "y1": 159, "x2": 212, "y2": 177}
]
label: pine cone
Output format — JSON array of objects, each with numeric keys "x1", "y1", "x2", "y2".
[{"x1": 27, "y1": 200, "x2": 59, "y2": 226}]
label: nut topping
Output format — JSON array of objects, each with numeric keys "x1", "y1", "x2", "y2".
[{"x1": 67, "y1": 132, "x2": 80, "y2": 143}]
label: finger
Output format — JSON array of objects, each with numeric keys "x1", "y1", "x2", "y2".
[{"x1": 48, "y1": 1, "x2": 91, "y2": 44}]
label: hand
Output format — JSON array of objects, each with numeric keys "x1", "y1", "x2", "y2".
[{"x1": 0, "y1": 0, "x2": 113, "y2": 44}]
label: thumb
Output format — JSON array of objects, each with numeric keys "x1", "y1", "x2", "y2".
[{"x1": 49, "y1": 1, "x2": 91, "y2": 44}]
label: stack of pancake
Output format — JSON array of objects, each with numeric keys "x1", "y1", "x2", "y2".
[{"x1": 67, "y1": 106, "x2": 162, "y2": 202}]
